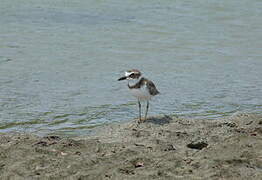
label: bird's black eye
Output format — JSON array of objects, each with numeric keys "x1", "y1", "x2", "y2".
[{"x1": 129, "y1": 73, "x2": 135, "y2": 78}]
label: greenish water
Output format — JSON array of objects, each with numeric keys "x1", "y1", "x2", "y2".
[{"x1": 0, "y1": 0, "x2": 261, "y2": 136}]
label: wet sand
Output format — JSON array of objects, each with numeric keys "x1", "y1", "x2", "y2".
[{"x1": 0, "y1": 113, "x2": 261, "y2": 179}]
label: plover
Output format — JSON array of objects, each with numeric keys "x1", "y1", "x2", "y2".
[{"x1": 118, "y1": 69, "x2": 159, "y2": 123}]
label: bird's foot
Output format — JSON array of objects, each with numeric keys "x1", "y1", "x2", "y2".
[
  {"x1": 128, "y1": 118, "x2": 148, "y2": 130},
  {"x1": 127, "y1": 119, "x2": 140, "y2": 130},
  {"x1": 138, "y1": 117, "x2": 147, "y2": 124}
]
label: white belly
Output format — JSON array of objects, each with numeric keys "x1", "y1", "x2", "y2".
[{"x1": 129, "y1": 86, "x2": 151, "y2": 101}]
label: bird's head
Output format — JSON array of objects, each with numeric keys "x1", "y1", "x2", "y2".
[{"x1": 118, "y1": 69, "x2": 142, "y2": 81}]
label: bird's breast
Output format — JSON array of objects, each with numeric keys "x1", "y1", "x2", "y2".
[{"x1": 129, "y1": 85, "x2": 151, "y2": 101}]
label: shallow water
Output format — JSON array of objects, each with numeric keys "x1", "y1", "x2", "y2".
[{"x1": 0, "y1": 0, "x2": 261, "y2": 136}]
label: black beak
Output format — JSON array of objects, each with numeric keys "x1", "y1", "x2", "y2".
[{"x1": 118, "y1": 76, "x2": 127, "y2": 81}]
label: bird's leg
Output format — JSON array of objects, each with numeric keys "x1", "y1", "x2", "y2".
[
  {"x1": 144, "y1": 101, "x2": 149, "y2": 122},
  {"x1": 138, "y1": 100, "x2": 142, "y2": 123}
]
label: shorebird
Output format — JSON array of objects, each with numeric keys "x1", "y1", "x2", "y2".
[{"x1": 118, "y1": 69, "x2": 160, "y2": 123}]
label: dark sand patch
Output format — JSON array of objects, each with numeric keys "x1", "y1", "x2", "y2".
[{"x1": 0, "y1": 113, "x2": 261, "y2": 179}]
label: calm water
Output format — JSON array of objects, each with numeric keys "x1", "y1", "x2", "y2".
[{"x1": 0, "y1": 0, "x2": 261, "y2": 136}]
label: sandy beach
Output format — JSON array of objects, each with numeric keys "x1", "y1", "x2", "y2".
[{"x1": 0, "y1": 113, "x2": 261, "y2": 179}]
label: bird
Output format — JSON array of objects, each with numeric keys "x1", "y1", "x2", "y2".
[{"x1": 118, "y1": 69, "x2": 160, "y2": 123}]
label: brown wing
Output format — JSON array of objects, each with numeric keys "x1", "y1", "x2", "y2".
[{"x1": 146, "y1": 80, "x2": 160, "y2": 96}]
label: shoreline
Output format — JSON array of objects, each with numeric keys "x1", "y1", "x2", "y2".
[{"x1": 0, "y1": 113, "x2": 261, "y2": 179}]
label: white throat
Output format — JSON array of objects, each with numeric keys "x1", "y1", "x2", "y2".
[{"x1": 127, "y1": 77, "x2": 142, "y2": 87}]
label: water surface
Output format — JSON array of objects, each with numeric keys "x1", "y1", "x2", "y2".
[{"x1": 0, "y1": 0, "x2": 261, "y2": 136}]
